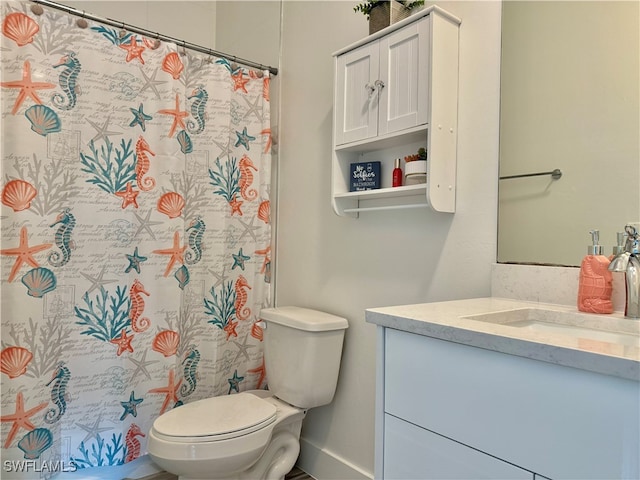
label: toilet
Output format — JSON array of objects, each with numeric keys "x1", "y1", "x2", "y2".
[{"x1": 147, "y1": 306, "x2": 348, "y2": 480}]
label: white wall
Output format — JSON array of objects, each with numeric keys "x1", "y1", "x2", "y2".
[
  {"x1": 276, "y1": 2, "x2": 502, "y2": 478},
  {"x1": 215, "y1": 1, "x2": 281, "y2": 69},
  {"x1": 64, "y1": 1, "x2": 281, "y2": 71},
  {"x1": 63, "y1": 1, "x2": 217, "y2": 48}
]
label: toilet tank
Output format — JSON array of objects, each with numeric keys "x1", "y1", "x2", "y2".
[{"x1": 260, "y1": 306, "x2": 348, "y2": 409}]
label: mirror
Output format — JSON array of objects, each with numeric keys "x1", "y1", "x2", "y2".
[{"x1": 497, "y1": 1, "x2": 639, "y2": 267}]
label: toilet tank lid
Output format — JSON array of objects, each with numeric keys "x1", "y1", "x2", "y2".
[{"x1": 260, "y1": 306, "x2": 348, "y2": 332}]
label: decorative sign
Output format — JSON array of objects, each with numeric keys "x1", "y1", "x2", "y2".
[{"x1": 350, "y1": 161, "x2": 381, "y2": 191}]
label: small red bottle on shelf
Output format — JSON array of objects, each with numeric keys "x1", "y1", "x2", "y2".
[{"x1": 392, "y1": 158, "x2": 403, "y2": 187}]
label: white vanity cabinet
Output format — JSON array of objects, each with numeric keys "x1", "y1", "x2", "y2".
[
  {"x1": 375, "y1": 327, "x2": 639, "y2": 480},
  {"x1": 332, "y1": 6, "x2": 460, "y2": 216}
]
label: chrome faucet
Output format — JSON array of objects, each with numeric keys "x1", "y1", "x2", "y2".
[{"x1": 608, "y1": 225, "x2": 640, "y2": 318}]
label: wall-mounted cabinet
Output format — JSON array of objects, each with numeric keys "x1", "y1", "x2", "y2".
[{"x1": 332, "y1": 6, "x2": 460, "y2": 216}]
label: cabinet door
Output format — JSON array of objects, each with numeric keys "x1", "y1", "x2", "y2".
[
  {"x1": 378, "y1": 16, "x2": 430, "y2": 136},
  {"x1": 384, "y1": 415, "x2": 533, "y2": 480},
  {"x1": 334, "y1": 41, "x2": 380, "y2": 145}
]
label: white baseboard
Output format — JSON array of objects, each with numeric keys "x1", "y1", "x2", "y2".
[{"x1": 297, "y1": 437, "x2": 373, "y2": 480}]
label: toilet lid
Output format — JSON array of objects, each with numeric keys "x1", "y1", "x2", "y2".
[{"x1": 152, "y1": 392, "x2": 277, "y2": 441}]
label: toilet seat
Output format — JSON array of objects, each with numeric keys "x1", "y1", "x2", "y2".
[{"x1": 151, "y1": 392, "x2": 277, "y2": 443}]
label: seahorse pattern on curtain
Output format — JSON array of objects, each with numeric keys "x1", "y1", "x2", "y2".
[{"x1": 0, "y1": 1, "x2": 272, "y2": 471}]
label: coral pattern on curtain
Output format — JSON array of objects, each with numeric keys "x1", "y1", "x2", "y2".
[{"x1": 0, "y1": 0, "x2": 272, "y2": 472}]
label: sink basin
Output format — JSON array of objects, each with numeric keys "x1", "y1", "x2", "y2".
[{"x1": 463, "y1": 308, "x2": 640, "y2": 347}]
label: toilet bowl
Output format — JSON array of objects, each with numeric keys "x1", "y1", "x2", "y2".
[
  {"x1": 147, "y1": 306, "x2": 348, "y2": 480},
  {"x1": 148, "y1": 390, "x2": 305, "y2": 480}
]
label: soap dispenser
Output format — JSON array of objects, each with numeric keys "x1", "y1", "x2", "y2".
[
  {"x1": 577, "y1": 230, "x2": 613, "y2": 314},
  {"x1": 611, "y1": 232, "x2": 626, "y2": 260}
]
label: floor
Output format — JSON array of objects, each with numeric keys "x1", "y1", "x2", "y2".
[
  {"x1": 135, "y1": 466, "x2": 314, "y2": 480},
  {"x1": 285, "y1": 467, "x2": 315, "y2": 480}
]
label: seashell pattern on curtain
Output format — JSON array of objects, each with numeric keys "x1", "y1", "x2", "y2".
[{"x1": 0, "y1": 0, "x2": 273, "y2": 472}]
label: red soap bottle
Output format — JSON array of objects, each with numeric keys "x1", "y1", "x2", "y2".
[{"x1": 392, "y1": 158, "x2": 403, "y2": 187}]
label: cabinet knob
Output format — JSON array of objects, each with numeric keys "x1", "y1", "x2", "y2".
[
  {"x1": 365, "y1": 82, "x2": 376, "y2": 97},
  {"x1": 365, "y1": 80, "x2": 385, "y2": 99}
]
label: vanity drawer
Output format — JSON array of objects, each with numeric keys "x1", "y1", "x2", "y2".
[
  {"x1": 383, "y1": 328, "x2": 639, "y2": 479},
  {"x1": 384, "y1": 414, "x2": 532, "y2": 479}
]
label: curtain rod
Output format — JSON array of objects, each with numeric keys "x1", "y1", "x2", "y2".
[{"x1": 30, "y1": 0, "x2": 279, "y2": 76}]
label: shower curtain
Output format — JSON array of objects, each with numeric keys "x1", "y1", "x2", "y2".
[{"x1": 0, "y1": 0, "x2": 272, "y2": 474}]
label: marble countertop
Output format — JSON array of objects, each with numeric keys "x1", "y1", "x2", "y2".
[{"x1": 365, "y1": 297, "x2": 640, "y2": 381}]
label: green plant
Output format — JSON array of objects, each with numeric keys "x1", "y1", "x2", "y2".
[
  {"x1": 354, "y1": 0, "x2": 425, "y2": 19},
  {"x1": 405, "y1": 147, "x2": 427, "y2": 163}
]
